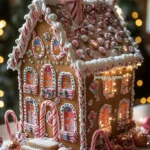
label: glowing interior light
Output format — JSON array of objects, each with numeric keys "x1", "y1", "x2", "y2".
[
  {"x1": 132, "y1": 12, "x2": 139, "y2": 19},
  {"x1": 0, "y1": 101, "x2": 4, "y2": 108}
]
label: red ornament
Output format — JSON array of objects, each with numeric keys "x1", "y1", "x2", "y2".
[
  {"x1": 119, "y1": 135, "x2": 134, "y2": 150},
  {"x1": 142, "y1": 117, "x2": 150, "y2": 130},
  {"x1": 133, "y1": 132, "x2": 148, "y2": 148},
  {"x1": 0, "y1": 137, "x2": 3, "y2": 147},
  {"x1": 113, "y1": 145, "x2": 124, "y2": 150}
]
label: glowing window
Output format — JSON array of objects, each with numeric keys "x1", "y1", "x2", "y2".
[
  {"x1": 62, "y1": 75, "x2": 71, "y2": 89},
  {"x1": 44, "y1": 67, "x2": 53, "y2": 88},
  {"x1": 26, "y1": 71, "x2": 35, "y2": 85}
]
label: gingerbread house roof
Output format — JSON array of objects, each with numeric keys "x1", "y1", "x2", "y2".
[{"x1": 7, "y1": 0, "x2": 143, "y2": 74}]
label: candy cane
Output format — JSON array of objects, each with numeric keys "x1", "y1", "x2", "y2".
[
  {"x1": 40, "y1": 100, "x2": 59, "y2": 141},
  {"x1": 58, "y1": 0, "x2": 83, "y2": 26},
  {"x1": 4, "y1": 110, "x2": 19, "y2": 141},
  {"x1": 90, "y1": 130, "x2": 112, "y2": 150}
]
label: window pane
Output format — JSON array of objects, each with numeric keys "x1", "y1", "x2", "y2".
[
  {"x1": 62, "y1": 75, "x2": 71, "y2": 89},
  {"x1": 26, "y1": 71, "x2": 34, "y2": 85},
  {"x1": 44, "y1": 67, "x2": 53, "y2": 88}
]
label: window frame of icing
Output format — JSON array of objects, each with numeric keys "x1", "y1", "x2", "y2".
[
  {"x1": 51, "y1": 36, "x2": 65, "y2": 60},
  {"x1": 103, "y1": 79, "x2": 115, "y2": 99},
  {"x1": 23, "y1": 67, "x2": 38, "y2": 95},
  {"x1": 32, "y1": 34, "x2": 45, "y2": 59},
  {"x1": 121, "y1": 73, "x2": 132, "y2": 94},
  {"x1": 24, "y1": 97, "x2": 39, "y2": 136},
  {"x1": 58, "y1": 72, "x2": 75, "y2": 100},
  {"x1": 40, "y1": 64, "x2": 56, "y2": 99},
  {"x1": 98, "y1": 104, "x2": 112, "y2": 135},
  {"x1": 118, "y1": 98, "x2": 130, "y2": 121},
  {"x1": 60, "y1": 103, "x2": 78, "y2": 143}
]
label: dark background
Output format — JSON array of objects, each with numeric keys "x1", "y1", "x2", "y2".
[{"x1": 0, "y1": 0, "x2": 150, "y2": 124}]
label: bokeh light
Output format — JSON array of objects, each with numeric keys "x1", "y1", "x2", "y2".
[
  {"x1": 140, "y1": 97, "x2": 146, "y2": 104},
  {"x1": 0, "y1": 101, "x2": 4, "y2": 108},
  {"x1": 0, "y1": 90, "x2": 4, "y2": 97},
  {"x1": 132, "y1": 12, "x2": 139, "y2": 19},
  {"x1": 137, "y1": 80, "x2": 143, "y2": 87},
  {"x1": 135, "y1": 19, "x2": 143, "y2": 26},
  {"x1": 0, "y1": 29, "x2": 4, "y2": 36},
  {"x1": 147, "y1": 97, "x2": 150, "y2": 103},
  {"x1": 0, "y1": 56, "x2": 4, "y2": 63},
  {"x1": 1, "y1": 20, "x2": 6, "y2": 27},
  {"x1": 135, "y1": 36, "x2": 142, "y2": 43}
]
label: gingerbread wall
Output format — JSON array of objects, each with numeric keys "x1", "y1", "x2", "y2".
[
  {"x1": 85, "y1": 68, "x2": 133, "y2": 148},
  {"x1": 20, "y1": 20, "x2": 80, "y2": 150}
]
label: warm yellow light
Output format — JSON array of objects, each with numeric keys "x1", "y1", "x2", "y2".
[
  {"x1": 140, "y1": 97, "x2": 146, "y2": 104},
  {"x1": 147, "y1": 97, "x2": 150, "y2": 103},
  {"x1": 132, "y1": 12, "x2": 139, "y2": 19},
  {"x1": 137, "y1": 80, "x2": 143, "y2": 87},
  {"x1": 0, "y1": 20, "x2": 6, "y2": 28},
  {"x1": 136, "y1": 36, "x2": 142, "y2": 43},
  {"x1": 0, "y1": 90, "x2": 4, "y2": 97},
  {"x1": 135, "y1": 19, "x2": 143, "y2": 27},
  {"x1": 0, "y1": 101, "x2": 4, "y2": 108},
  {"x1": 0, "y1": 29, "x2": 4, "y2": 36},
  {"x1": 0, "y1": 22, "x2": 3, "y2": 29},
  {"x1": 117, "y1": 7, "x2": 123, "y2": 16},
  {"x1": 0, "y1": 56, "x2": 4, "y2": 63}
]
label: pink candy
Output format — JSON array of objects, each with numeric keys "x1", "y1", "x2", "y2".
[
  {"x1": 72, "y1": 40, "x2": 79, "y2": 48},
  {"x1": 97, "y1": 38, "x2": 104, "y2": 46},
  {"x1": 99, "y1": 47, "x2": 106, "y2": 54}
]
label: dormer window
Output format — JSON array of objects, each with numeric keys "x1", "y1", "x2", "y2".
[
  {"x1": 58, "y1": 72, "x2": 75, "y2": 100},
  {"x1": 23, "y1": 67, "x2": 38, "y2": 95},
  {"x1": 121, "y1": 73, "x2": 131, "y2": 94},
  {"x1": 99, "y1": 104, "x2": 112, "y2": 133},
  {"x1": 51, "y1": 37, "x2": 65, "y2": 60},
  {"x1": 40, "y1": 64, "x2": 56, "y2": 99},
  {"x1": 32, "y1": 32, "x2": 45, "y2": 59},
  {"x1": 24, "y1": 97, "x2": 39, "y2": 136},
  {"x1": 118, "y1": 99, "x2": 129, "y2": 120},
  {"x1": 60, "y1": 103, "x2": 77, "y2": 143}
]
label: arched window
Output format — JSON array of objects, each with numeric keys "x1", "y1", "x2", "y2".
[
  {"x1": 32, "y1": 31, "x2": 45, "y2": 59},
  {"x1": 24, "y1": 97, "x2": 39, "y2": 136},
  {"x1": 51, "y1": 37, "x2": 65, "y2": 60},
  {"x1": 40, "y1": 64, "x2": 56, "y2": 99},
  {"x1": 121, "y1": 73, "x2": 132, "y2": 94},
  {"x1": 103, "y1": 79, "x2": 116, "y2": 99},
  {"x1": 58, "y1": 72, "x2": 75, "y2": 99},
  {"x1": 99, "y1": 104, "x2": 112, "y2": 132},
  {"x1": 60, "y1": 103, "x2": 77, "y2": 143},
  {"x1": 118, "y1": 99, "x2": 129, "y2": 120},
  {"x1": 23, "y1": 67, "x2": 38, "y2": 95}
]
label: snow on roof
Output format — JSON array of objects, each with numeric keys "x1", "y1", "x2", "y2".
[{"x1": 7, "y1": 0, "x2": 143, "y2": 73}]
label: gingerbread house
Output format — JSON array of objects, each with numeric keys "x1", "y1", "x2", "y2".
[{"x1": 7, "y1": 0, "x2": 143, "y2": 149}]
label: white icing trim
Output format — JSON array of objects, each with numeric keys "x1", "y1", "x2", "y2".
[
  {"x1": 40, "y1": 64, "x2": 56, "y2": 99},
  {"x1": 58, "y1": 72, "x2": 75, "y2": 99},
  {"x1": 60, "y1": 103, "x2": 78, "y2": 143},
  {"x1": 51, "y1": 36, "x2": 65, "y2": 60},
  {"x1": 23, "y1": 67, "x2": 38, "y2": 95},
  {"x1": 24, "y1": 96, "x2": 39, "y2": 137},
  {"x1": 118, "y1": 98, "x2": 130, "y2": 120},
  {"x1": 131, "y1": 70, "x2": 135, "y2": 117}
]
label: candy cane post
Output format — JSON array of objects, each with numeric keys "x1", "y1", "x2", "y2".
[
  {"x1": 4, "y1": 110, "x2": 19, "y2": 141},
  {"x1": 58, "y1": 0, "x2": 83, "y2": 26},
  {"x1": 40, "y1": 100, "x2": 59, "y2": 141},
  {"x1": 90, "y1": 130, "x2": 112, "y2": 150}
]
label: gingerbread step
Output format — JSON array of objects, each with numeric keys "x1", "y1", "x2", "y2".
[{"x1": 26, "y1": 138, "x2": 59, "y2": 150}]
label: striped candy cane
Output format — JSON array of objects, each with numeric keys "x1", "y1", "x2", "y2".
[
  {"x1": 90, "y1": 130, "x2": 112, "y2": 150},
  {"x1": 40, "y1": 100, "x2": 59, "y2": 141},
  {"x1": 58, "y1": 0, "x2": 83, "y2": 26},
  {"x1": 4, "y1": 110, "x2": 19, "y2": 141}
]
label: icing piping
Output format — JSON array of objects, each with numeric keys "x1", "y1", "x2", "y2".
[
  {"x1": 40, "y1": 64, "x2": 56, "y2": 99},
  {"x1": 24, "y1": 97, "x2": 39, "y2": 137},
  {"x1": 60, "y1": 103, "x2": 78, "y2": 143}
]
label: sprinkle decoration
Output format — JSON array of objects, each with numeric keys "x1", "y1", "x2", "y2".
[
  {"x1": 4, "y1": 110, "x2": 19, "y2": 141},
  {"x1": 40, "y1": 100, "x2": 59, "y2": 141}
]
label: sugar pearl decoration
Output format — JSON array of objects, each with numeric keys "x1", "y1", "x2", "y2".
[
  {"x1": 88, "y1": 24, "x2": 95, "y2": 32},
  {"x1": 81, "y1": 35, "x2": 88, "y2": 42},
  {"x1": 129, "y1": 46, "x2": 135, "y2": 53},
  {"x1": 98, "y1": 22, "x2": 104, "y2": 28},
  {"x1": 76, "y1": 49, "x2": 85, "y2": 59},
  {"x1": 105, "y1": 12, "x2": 111, "y2": 18},
  {"x1": 72, "y1": 40, "x2": 79, "y2": 48},
  {"x1": 97, "y1": 38, "x2": 104, "y2": 46},
  {"x1": 108, "y1": 26, "x2": 114, "y2": 32},
  {"x1": 98, "y1": 28, "x2": 104, "y2": 36},
  {"x1": 83, "y1": 19, "x2": 88, "y2": 25},
  {"x1": 88, "y1": 99, "x2": 93, "y2": 106},
  {"x1": 133, "y1": 42, "x2": 139, "y2": 49},
  {"x1": 99, "y1": 47, "x2": 106, "y2": 54}
]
